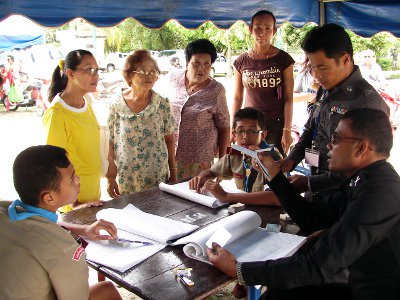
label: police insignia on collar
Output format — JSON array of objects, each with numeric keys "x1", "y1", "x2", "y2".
[
  {"x1": 346, "y1": 86, "x2": 353, "y2": 92},
  {"x1": 349, "y1": 176, "x2": 361, "y2": 187}
]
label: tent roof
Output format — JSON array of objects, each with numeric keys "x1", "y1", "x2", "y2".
[
  {"x1": 0, "y1": 15, "x2": 45, "y2": 52},
  {"x1": 325, "y1": 0, "x2": 400, "y2": 37},
  {"x1": 0, "y1": 0, "x2": 399, "y2": 37}
]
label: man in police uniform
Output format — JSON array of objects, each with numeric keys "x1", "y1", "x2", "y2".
[
  {"x1": 0, "y1": 145, "x2": 121, "y2": 300},
  {"x1": 208, "y1": 108, "x2": 400, "y2": 300},
  {"x1": 278, "y1": 24, "x2": 390, "y2": 231}
]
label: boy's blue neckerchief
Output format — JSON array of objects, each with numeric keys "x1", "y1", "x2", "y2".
[
  {"x1": 242, "y1": 140, "x2": 270, "y2": 192},
  {"x1": 8, "y1": 199, "x2": 58, "y2": 223}
]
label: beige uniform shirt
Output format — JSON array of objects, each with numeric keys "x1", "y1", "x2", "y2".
[
  {"x1": 211, "y1": 154, "x2": 266, "y2": 192},
  {"x1": 0, "y1": 202, "x2": 89, "y2": 300}
]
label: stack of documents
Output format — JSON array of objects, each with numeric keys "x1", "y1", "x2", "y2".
[{"x1": 172, "y1": 211, "x2": 306, "y2": 264}]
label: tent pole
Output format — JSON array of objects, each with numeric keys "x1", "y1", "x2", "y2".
[
  {"x1": 93, "y1": 27, "x2": 97, "y2": 58},
  {"x1": 319, "y1": 1, "x2": 325, "y2": 26}
]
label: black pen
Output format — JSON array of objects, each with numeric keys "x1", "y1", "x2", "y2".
[{"x1": 112, "y1": 238, "x2": 153, "y2": 246}]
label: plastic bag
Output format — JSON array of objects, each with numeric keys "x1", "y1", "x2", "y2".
[{"x1": 8, "y1": 85, "x2": 23, "y2": 103}]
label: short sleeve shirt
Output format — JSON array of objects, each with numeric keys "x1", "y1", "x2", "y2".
[
  {"x1": 0, "y1": 203, "x2": 89, "y2": 300},
  {"x1": 211, "y1": 154, "x2": 266, "y2": 192},
  {"x1": 43, "y1": 94, "x2": 102, "y2": 211},
  {"x1": 234, "y1": 51, "x2": 294, "y2": 118},
  {"x1": 108, "y1": 90, "x2": 176, "y2": 194},
  {"x1": 168, "y1": 70, "x2": 230, "y2": 163}
]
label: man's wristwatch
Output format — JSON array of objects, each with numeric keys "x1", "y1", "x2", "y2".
[{"x1": 236, "y1": 262, "x2": 246, "y2": 286}]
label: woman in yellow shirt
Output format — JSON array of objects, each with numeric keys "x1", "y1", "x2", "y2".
[{"x1": 43, "y1": 49, "x2": 103, "y2": 212}]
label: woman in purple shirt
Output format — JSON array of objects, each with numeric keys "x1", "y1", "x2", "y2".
[{"x1": 168, "y1": 39, "x2": 230, "y2": 180}]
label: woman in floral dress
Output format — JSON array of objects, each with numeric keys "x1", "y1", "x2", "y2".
[{"x1": 106, "y1": 50, "x2": 176, "y2": 197}]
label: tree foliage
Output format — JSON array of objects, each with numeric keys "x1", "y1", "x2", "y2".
[
  {"x1": 104, "y1": 19, "x2": 252, "y2": 56},
  {"x1": 49, "y1": 18, "x2": 399, "y2": 70},
  {"x1": 347, "y1": 30, "x2": 396, "y2": 59},
  {"x1": 280, "y1": 22, "x2": 316, "y2": 52}
]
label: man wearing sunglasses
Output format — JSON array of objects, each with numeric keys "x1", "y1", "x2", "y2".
[
  {"x1": 209, "y1": 108, "x2": 400, "y2": 300},
  {"x1": 276, "y1": 24, "x2": 390, "y2": 230}
]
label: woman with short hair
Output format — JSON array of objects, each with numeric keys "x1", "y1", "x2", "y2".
[
  {"x1": 106, "y1": 50, "x2": 176, "y2": 197},
  {"x1": 167, "y1": 39, "x2": 230, "y2": 180}
]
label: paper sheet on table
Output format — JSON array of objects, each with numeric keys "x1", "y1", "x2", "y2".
[
  {"x1": 85, "y1": 229, "x2": 165, "y2": 273},
  {"x1": 172, "y1": 210, "x2": 306, "y2": 264},
  {"x1": 96, "y1": 205, "x2": 199, "y2": 244},
  {"x1": 159, "y1": 181, "x2": 245, "y2": 208}
]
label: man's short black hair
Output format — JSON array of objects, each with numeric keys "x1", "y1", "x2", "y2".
[
  {"x1": 302, "y1": 23, "x2": 353, "y2": 62},
  {"x1": 185, "y1": 39, "x2": 218, "y2": 64},
  {"x1": 233, "y1": 107, "x2": 266, "y2": 130},
  {"x1": 342, "y1": 108, "x2": 392, "y2": 157},
  {"x1": 13, "y1": 145, "x2": 70, "y2": 206}
]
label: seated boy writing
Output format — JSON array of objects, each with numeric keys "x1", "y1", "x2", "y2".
[
  {"x1": 0, "y1": 145, "x2": 122, "y2": 300},
  {"x1": 189, "y1": 107, "x2": 282, "y2": 205}
]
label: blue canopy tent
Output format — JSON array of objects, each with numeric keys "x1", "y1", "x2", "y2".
[
  {"x1": 0, "y1": 15, "x2": 45, "y2": 52},
  {"x1": 0, "y1": 34, "x2": 44, "y2": 52},
  {"x1": 0, "y1": 1, "x2": 399, "y2": 37},
  {"x1": 324, "y1": 0, "x2": 400, "y2": 37}
]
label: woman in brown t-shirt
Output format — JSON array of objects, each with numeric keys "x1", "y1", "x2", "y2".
[{"x1": 232, "y1": 10, "x2": 294, "y2": 155}]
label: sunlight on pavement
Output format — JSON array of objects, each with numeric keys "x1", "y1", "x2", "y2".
[{"x1": 1, "y1": 76, "x2": 399, "y2": 201}]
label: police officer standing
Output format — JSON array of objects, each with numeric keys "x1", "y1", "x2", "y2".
[{"x1": 280, "y1": 24, "x2": 389, "y2": 224}]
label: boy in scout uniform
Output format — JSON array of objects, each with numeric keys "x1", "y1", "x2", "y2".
[
  {"x1": 0, "y1": 145, "x2": 122, "y2": 300},
  {"x1": 189, "y1": 107, "x2": 282, "y2": 205}
]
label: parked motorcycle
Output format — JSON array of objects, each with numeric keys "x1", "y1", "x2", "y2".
[
  {"x1": 0, "y1": 74, "x2": 18, "y2": 111},
  {"x1": 6, "y1": 80, "x2": 49, "y2": 116}
]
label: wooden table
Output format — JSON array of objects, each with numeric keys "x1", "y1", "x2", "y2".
[{"x1": 60, "y1": 187, "x2": 299, "y2": 300}]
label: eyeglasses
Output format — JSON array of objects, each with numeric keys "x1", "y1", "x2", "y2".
[
  {"x1": 76, "y1": 67, "x2": 100, "y2": 76},
  {"x1": 132, "y1": 70, "x2": 160, "y2": 77},
  {"x1": 233, "y1": 129, "x2": 262, "y2": 136},
  {"x1": 330, "y1": 132, "x2": 363, "y2": 145}
]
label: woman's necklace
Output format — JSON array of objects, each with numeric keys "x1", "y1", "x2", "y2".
[
  {"x1": 251, "y1": 45, "x2": 272, "y2": 60},
  {"x1": 186, "y1": 78, "x2": 210, "y2": 95}
]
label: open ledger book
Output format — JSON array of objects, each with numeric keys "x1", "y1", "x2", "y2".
[
  {"x1": 85, "y1": 205, "x2": 199, "y2": 272},
  {"x1": 173, "y1": 210, "x2": 306, "y2": 264},
  {"x1": 86, "y1": 206, "x2": 306, "y2": 272},
  {"x1": 159, "y1": 181, "x2": 245, "y2": 208}
]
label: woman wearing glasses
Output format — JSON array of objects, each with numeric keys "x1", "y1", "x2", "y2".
[
  {"x1": 44, "y1": 49, "x2": 103, "y2": 212},
  {"x1": 106, "y1": 50, "x2": 176, "y2": 197},
  {"x1": 167, "y1": 39, "x2": 230, "y2": 180}
]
